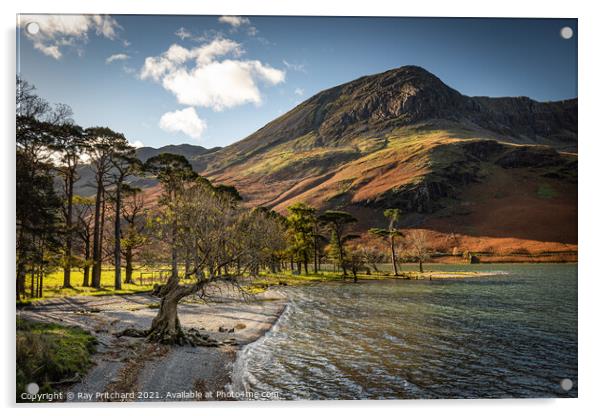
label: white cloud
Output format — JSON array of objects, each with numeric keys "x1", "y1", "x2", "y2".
[
  {"x1": 106, "y1": 53, "x2": 129, "y2": 64},
  {"x1": 18, "y1": 14, "x2": 121, "y2": 60},
  {"x1": 283, "y1": 60, "x2": 306, "y2": 73},
  {"x1": 140, "y1": 38, "x2": 285, "y2": 111},
  {"x1": 33, "y1": 42, "x2": 62, "y2": 59},
  {"x1": 159, "y1": 107, "x2": 207, "y2": 140},
  {"x1": 175, "y1": 27, "x2": 192, "y2": 40},
  {"x1": 123, "y1": 65, "x2": 136, "y2": 74},
  {"x1": 294, "y1": 88, "x2": 304, "y2": 96},
  {"x1": 129, "y1": 140, "x2": 144, "y2": 148},
  {"x1": 218, "y1": 16, "x2": 250, "y2": 28}
]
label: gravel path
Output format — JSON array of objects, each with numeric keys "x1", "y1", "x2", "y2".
[{"x1": 17, "y1": 288, "x2": 287, "y2": 402}]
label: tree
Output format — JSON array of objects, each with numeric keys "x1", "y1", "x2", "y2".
[
  {"x1": 318, "y1": 211, "x2": 358, "y2": 277},
  {"x1": 122, "y1": 179, "x2": 284, "y2": 344},
  {"x1": 286, "y1": 202, "x2": 316, "y2": 275},
  {"x1": 358, "y1": 242, "x2": 387, "y2": 274},
  {"x1": 120, "y1": 185, "x2": 148, "y2": 284},
  {"x1": 369, "y1": 208, "x2": 403, "y2": 276},
  {"x1": 52, "y1": 123, "x2": 86, "y2": 288},
  {"x1": 405, "y1": 229, "x2": 431, "y2": 274},
  {"x1": 144, "y1": 153, "x2": 198, "y2": 279},
  {"x1": 16, "y1": 78, "x2": 65, "y2": 299},
  {"x1": 73, "y1": 196, "x2": 95, "y2": 287},
  {"x1": 108, "y1": 143, "x2": 141, "y2": 290},
  {"x1": 87, "y1": 127, "x2": 127, "y2": 288},
  {"x1": 345, "y1": 246, "x2": 366, "y2": 283},
  {"x1": 312, "y1": 223, "x2": 328, "y2": 273},
  {"x1": 213, "y1": 184, "x2": 242, "y2": 201}
]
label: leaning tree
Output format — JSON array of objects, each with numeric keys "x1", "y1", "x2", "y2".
[{"x1": 120, "y1": 178, "x2": 284, "y2": 345}]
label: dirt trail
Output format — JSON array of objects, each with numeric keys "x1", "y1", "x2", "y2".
[{"x1": 17, "y1": 288, "x2": 287, "y2": 402}]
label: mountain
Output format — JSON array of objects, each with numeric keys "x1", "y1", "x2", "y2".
[
  {"x1": 135, "y1": 143, "x2": 221, "y2": 163},
  {"x1": 196, "y1": 66, "x2": 577, "y2": 253},
  {"x1": 74, "y1": 144, "x2": 220, "y2": 196}
]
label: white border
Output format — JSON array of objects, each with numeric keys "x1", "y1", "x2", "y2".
[{"x1": 2, "y1": 1, "x2": 601, "y2": 415}]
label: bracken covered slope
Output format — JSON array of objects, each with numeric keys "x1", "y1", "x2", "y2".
[{"x1": 189, "y1": 66, "x2": 578, "y2": 252}]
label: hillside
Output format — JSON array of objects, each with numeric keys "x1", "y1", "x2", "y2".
[
  {"x1": 74, "y1": 143, "x2": 218, "y2": 196},
  {"x1": 194, "y1": 66, "x2": 577, "y2": 256},
  {"x1": 135, "y1": 143, "x2": 220, "y2": 163}
]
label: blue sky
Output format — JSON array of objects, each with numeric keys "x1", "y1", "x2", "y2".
[{"x1": 17, "y1": 15, "x2": 577, "y2": 149}]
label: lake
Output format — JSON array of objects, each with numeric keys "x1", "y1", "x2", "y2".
[{"x1": 231, "y1": 264, "x2": 577, "y2": 399}]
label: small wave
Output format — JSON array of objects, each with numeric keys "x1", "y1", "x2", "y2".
[{"x1": 228, "y1": 300, "x2": 294, "y2": 397}]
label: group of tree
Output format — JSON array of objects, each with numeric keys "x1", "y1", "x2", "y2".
[
  {"x1": 281, "y1": 204, "x2": 432, "y2": 282},
  {"x1": 17, "y1": 78, "x2": 146, "y2": 299},
  {"x1": 16, "y1": 78, "x2": 434, "y2": 344}
]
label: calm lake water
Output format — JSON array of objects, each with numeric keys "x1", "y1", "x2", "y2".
[{"x1": 231, "y1": 264, "x2": 577, "y2": 399}]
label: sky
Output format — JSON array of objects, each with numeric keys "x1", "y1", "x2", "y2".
[{"x1": 17, "y1": 15, "x2": 577, "y2": 149}]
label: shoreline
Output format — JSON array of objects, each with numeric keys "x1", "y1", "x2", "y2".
[{"x1": 16, "y1": 287, "x2": 289, "y2": 402}]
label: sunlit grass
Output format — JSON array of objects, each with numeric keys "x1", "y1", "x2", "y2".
[
  {"x1": 19, "y1": 268, "x2": 156, "y2": 304},
  {"x1": 20, "y1": 263, "x2": 485, "y2": 304}
]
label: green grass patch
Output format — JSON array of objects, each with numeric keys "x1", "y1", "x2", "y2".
[
  {"x1": 19, "y1": 269, "x2": 156, "y2": 304},
  {"x1": 537, "y1": 183, "x2": 558, "y2": 199},
  {"x1": 16, "y1": 318, "x2": 97, "y2": 402}
]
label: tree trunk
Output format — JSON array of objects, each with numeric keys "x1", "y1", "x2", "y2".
[
  {"x1": 146, "y1": 279, "x2": 205, "y2": 344},
  {"x1": 419, "y1": 259, "x2": 423, "y2": 273},
  {"x1": 313, "y1": 234, "x2": 319, "y2": 273},
  {"x1": 336, "y1": 232, "x2": 347, "y2": 277},
  {"x1": 30, "y1": 267, "x2": 35, "y2": 298},
  {"x1": 98, "y1": 193, "x2": 106, "y2": 286},
  {"x1": 114, "y1": 183, "x2": 122, "y2": 290},
  {"x1": 124, "y1": 246, "x2": 134, "y2": 284},
  {"x1": 390, "y1": 235, "x2": 399, "y2": 276},
  {"x1": 185, "y1": 245, "x2": 191, "y2": 277},
  {"x1": 16, "y1": 263, "x2": 24, "y2": 301},
  {"x1": 83, "y1": 266, "x2": 90, "y2": 287},
  {"x1": 63, "y1": 173, "x2": 74, "y2": 288},
  {"x1": 83, "y1": 235, "x2": 91, "y2": 287},
  {"x1": 303, "y1": 252, "x2": 309, "y2": 275},
  {"x1": 171, "y1": 221, "x2": 178, "y2": 279},
  {"x1": 37, "y1": 269, "x2": 44, "y2": 298},
  {"x1": 147, "y1": 292, "x2": 184, "y2": 344},
  {"x1": 91, "y1": 182, "x2": 103, "y2": 288},
  {"x1": 269, "y1": 258, "x2": 276, "y2": 274}
]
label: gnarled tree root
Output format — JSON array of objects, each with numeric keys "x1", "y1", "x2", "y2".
[{"x1": 115, "y1": 327, "x2": 237, "y2": 347}]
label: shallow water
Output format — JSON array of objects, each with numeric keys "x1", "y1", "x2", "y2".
[{"x1": 231, "y1": 264, "x2": 577, "y2": 399}]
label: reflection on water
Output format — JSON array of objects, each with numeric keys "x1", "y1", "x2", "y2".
[{"x1": 231, "y1": 264, "x2": 577, "y2": 399}]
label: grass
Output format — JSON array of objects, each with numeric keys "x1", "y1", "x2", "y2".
[
  {"x1": 537, "y1": 183, "x2": 558, "y2": 199},
  {"x1": 16, "y1": 318, "x2": 97, "y2": 402},
  {"x1": 245, "y1": 266, "x2": 492, "y2": 292},
  {"x1": 21, "y1": 263, "x2": 488, "y2": 304},
  {"x1": 19, "y1": 268, "x2": 156, "y2": 305}
]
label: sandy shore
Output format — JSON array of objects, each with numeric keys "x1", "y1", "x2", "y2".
[{"x1": 17, "y1": 286, "x2": 288, "y2": 402}]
